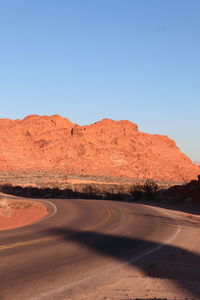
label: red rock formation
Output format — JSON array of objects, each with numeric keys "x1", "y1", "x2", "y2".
[{"x1": 0, "y1": 114, "x2": 199, "y2": 182}]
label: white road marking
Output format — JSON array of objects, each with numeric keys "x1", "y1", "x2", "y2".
[
  {"x1": 0, "y1": 198, "x2": 58, "y2": 233},
  {"x1": 30, "y1": 204, "x2": 181, "y2": 300},
  {"x1": 38, "y1": 199, "x2": 58, "y2": 220}
]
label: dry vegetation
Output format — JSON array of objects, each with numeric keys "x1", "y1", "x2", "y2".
[
  {"x1": 0, "y1": 171, "x2": 184, "y2": 202},
  {"x1": 0, "y1": 171, "x2": 199, "y2": 204}
]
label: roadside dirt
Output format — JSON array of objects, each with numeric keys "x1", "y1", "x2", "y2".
[{"x1": 0, "y1": 197, "x2": 48, "y2": 230}]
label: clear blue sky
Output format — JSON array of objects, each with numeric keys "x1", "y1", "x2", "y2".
[{"x1": 0, "y1": 0, "x2": 199, "y2": 161}]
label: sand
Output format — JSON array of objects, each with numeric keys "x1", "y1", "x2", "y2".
[{"x1": 0, "y1": 198, "x2": 48, "y2": 230}]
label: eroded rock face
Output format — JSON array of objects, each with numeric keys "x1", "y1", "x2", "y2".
[{"x1": 0, "y1": 114, "x2": 199, "y2": 182}]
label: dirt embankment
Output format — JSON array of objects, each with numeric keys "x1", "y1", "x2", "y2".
[{"x1": 0, "y1": 197, "x2": 48, "y2": 230}]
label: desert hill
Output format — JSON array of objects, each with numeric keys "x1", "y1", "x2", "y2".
[{"x1": 0, "y1": 114, "x2": 199, "y2": 182}]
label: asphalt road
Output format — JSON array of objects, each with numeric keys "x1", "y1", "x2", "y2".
[{"x1": 0, "y1": 198, "x2": 181, "y2": 300}]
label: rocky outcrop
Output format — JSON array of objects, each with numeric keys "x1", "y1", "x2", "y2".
[
  {"x1": 162, "y1": 176, "x2": 200, "y2": 202},
  {"x1": 0, "y1": 114, "x2": 199, "y2": 182}
]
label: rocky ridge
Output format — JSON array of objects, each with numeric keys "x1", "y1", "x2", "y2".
[
  {"x1": 162, "y1": 175, "x2": 200, "y2": 203},
  {"x1": 0, "y1": 114, "x2": 199, "y2": 182}
]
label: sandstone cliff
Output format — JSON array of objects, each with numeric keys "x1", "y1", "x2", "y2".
[{"x1": 0, "y1": 114, "x2": 199, "y2": 182}]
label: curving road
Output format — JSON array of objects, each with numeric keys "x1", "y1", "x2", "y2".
[{"x1": 0, "y1": 198, "x2": 182, "y2": 300}]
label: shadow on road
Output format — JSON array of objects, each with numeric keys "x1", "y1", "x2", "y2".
[{"x1": 46, "y1": 227, "x2": 200, "y2": 299}]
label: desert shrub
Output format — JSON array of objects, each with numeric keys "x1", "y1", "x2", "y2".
[
  {"x1": 143, "y1": 179, "x2": 158, "y2": 198},
  {"x1": 131, "y1": 179, "x2": 158, "y2": 200},
  {"x1": 131, "y1": 185, "x2": 145, "y2": 200},
  {"x1": 82, "y1": 184, "x2": 95, "y2": 195}
]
